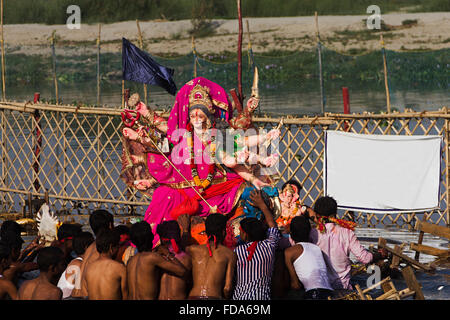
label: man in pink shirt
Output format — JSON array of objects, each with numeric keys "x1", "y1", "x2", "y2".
[{"x1": 308, "y1": 196, "x2": 386, "y2": 290}]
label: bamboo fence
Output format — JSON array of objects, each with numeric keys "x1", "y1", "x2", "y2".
[{"x1": 0, "y1": 100, "x2": 449, "y2": 228}]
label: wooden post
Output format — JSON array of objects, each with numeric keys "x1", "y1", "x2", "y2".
[
  {"x1": 136, "y1": 20, "x2": 148, "y2": 105},
  {"x1": 33, "y1": 93, "x2": 41, "y2": 192},
  {"x1": 380, "y1": 34, "x2": 391, "y2": 113},
  {"x1": 0, "y1": 0, "x2": 5, "y2": 101},
  {"x1": 51, "y1": 31, "x2": 59, "y2": 105},
  {"x1": 96, "y1": 24, "x2": 101, "y2": 106},
  {"x1": 414, "y1": 214, "x2": 428, "y2": 261},
  {"x1": 342, "y1": 87, "x2": 350, "y2": 131},
  {"x1": 401, "y1": 266, "x2": 425, "y2": 300},
  {"x1": 237, "y1": 0, "x2": 243, "y2": 105},
  {"x1": 315, "y1": 12, "x2": 325, "y2": 115},
  {"x1": 27, "y1": 192, "x2": 32, "y2": 218},
  {"x1": 342, "y1": 87, "x2": 350, "y2": 114}
]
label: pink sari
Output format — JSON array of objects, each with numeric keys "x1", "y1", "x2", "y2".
[{"x1": 143, "y1": 77, "x2": 245, "y2": 246}]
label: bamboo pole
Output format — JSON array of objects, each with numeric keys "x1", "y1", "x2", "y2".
[
  {"x1": 96, "y1": 23, "x2": 101, "y2": 106},
  {"x1": 121, "y1": 80, "x2": 125, "y2": 108},
  {"x1": 0, "y1": 0, "x2": 5, "y2": 101},
  {"x1": 446, "y1": 107, "x2": 450, "y2": 227},
  {"x1": 246, "y1": 19, "x2": 255, "y2": 70},
  {"x1": 136, "y1": 19, "x2": 148, "y2": 105},
  {"x1": 380, "y1": 34, "x2": 391, "y2": 114},
  {"x1": 315, "y1": 12, "x2": 325, "y2": 115},
  {"x1": 237, "y1": 0, "x2": 243, "y2": 105},
  {"x1": 50, "y1": 30, "x2": 59, "y2": 105},
  {"x1": 192, "y1": 36, "x2": 197, "y2": 78}
]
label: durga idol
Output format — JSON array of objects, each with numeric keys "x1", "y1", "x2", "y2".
[{"x1": 121, "y1": 77, "x2": 279, "y2": 245}]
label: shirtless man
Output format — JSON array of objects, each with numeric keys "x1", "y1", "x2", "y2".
[
  {"x1": 156, "y1": 220, "x2": 192, "y2": 300},
  {"x1": 0, "y1": 241, "x2": 17, "y2": 300},
  {"x1": 17, "y1": 247, "x2": 65, "y2": 300},
  {"x1": 84, "y1": 229, "x2": 127, "y2": 300},
  {"x1": 127, "y1": 222, "x2": 187, "y2": 300},
  {"x1": 71, "y1": 209, "x2": 114, "y2": 298},
  {"x1": 186, "y1": 214, "x2": 237, "y2": 300}
]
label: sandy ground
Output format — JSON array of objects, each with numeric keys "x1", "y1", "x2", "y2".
[{"x1": 3, "y1": 12, "x2": 450, "y2": 56}]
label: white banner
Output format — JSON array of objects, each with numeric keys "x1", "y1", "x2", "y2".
[{"x1": 324, "y1": 131, "x2": 442, "y2": 213}]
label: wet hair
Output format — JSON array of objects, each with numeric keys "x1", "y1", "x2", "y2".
[
  {"x1": 57, "y1": 223, "x2": 82, "y2": 241},
  {"x1": 37, "y1": 246, "x2": 64, "y2": 272},
  {"x1": 95, "y1": 229, "x2": 120, "y2": 254},
  {"x1": 313, "y1": 196, "x2": 338, "y2": 217},
  {"x1": 156, "y1": 220, "x2": 181, "y2": 242},
  {"x1": 1, "y1": 233, "x2": 24, "y2": 250},
  {"x1": 89, "y1": 209, "x2": 114, "y2": 236},
  {"x1": 0, "y1": 221, "x2": 24, "y2": 248},
  {"x1": 205, "y1": 214, "x2": 227, "y2": 243},
  {"x1": 72, "y1": 232, "x2": 94, "y2": 256},
  {"x1": 0, "y1": 240, "x2": 11, "y2": 263},
  {"x1": 114, "y1": 225, "x2": 130, "y2": 236},
  {"x1": 0, "y1": 221, "x2": 22, "y2": 239},
  {"x1": 240, "y1": 217, "x2": 267, "y2": 242},
  {"x1": 130, "y1": 222, "x2": 154, "y2": 253},
  {"x1": 290, "y1": 216, "x2": 311, "y2": 243}
]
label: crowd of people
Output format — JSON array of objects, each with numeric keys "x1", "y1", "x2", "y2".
[{"x1": 0, "y1": 189, "x2": 387, "y2": 300}]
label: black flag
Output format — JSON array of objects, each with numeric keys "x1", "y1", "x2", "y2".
[{"x1": 122, "y1": 38, "x2": 177, "y2": 95}]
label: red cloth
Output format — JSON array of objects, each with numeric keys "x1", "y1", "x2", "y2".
[
  {"x1": 246, "y1": 241, "x2": 259, "y2": 261},
  {"x1": 170, "y1": 178, "x2": 244, "y2": 220}
]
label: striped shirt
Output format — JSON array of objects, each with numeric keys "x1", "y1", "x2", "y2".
[{"x1": 232, "y1": 227, "x2": 281, "y2": 300}]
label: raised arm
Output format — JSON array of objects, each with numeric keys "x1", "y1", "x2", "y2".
[{"x1": 248, "y1": 189, "x2": 276, "y2": 228}]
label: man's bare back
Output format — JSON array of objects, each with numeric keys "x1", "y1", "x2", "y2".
[
  {"x1": 0, "y1": 278, "x2": 17, "y2": 300},
  {"x1": 158, "y1": 251, "x2": 192, "y2": 300},
  {"x1": 18, "y1": 277, "x2": 62, "y2": 300},
  {"x1": 187, "y1": 242, "x2": 236, "y2": 299},
  {"x1": 127, "y1": 250, "x2": 187, "y2": 300},
  {"x1": 85, "y1": 256, "x2": 127, "y2": 300},
  {"x1": 70, "y1": 241, "x2": 98, "y2": 298}
]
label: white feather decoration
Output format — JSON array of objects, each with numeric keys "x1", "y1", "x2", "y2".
[{"x1": 36, "y1": 204, "x2": 61, "y2": 245}]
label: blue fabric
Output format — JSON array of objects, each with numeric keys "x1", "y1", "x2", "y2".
[
  {"x1": 241, "y1": 186, "x2": 279, "y2": 219},
  {"x1": 122, "y1": 38, "x2": 177, "y2": 95}
]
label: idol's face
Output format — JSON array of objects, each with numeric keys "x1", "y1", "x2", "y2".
[{"x1": 189, "y1": 109, "x2": 207, "y2": 130}]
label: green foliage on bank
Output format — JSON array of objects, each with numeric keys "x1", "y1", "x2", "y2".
[{"x1": 4, "y1": 0, "x2": 447, "y2": 25}]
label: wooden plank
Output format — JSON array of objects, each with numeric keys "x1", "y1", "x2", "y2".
[
  {"x1": 390, "y1": 244, "x2": 402, "y2": 268},
  {"x1": 354, "y1": 284, "x2": 366, "y2": 300},
  {"x1": 410, "y1": 243, "x2": 449, "y2": 257},
  {"x1": 376, "y1": 288, "x2": 397, "y2": 300},
  {"x1": 401, "y1": 266, "x2": 425, "y2": 300},
  {"x1": 378, "y1": 237, "x2": 434, "y2": 272},
  {"x1": 415, "y1": 214, "x2": 428, "y2": 261},
  {"x1": 415, "y1": 220, "x2": 450, "y2": 240}
]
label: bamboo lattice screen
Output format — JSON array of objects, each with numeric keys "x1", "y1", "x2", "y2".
[{"x1": 1, "y1": 101, "x2": 449, "y2": 228}]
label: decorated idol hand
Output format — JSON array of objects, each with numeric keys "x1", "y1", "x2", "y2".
[
  {"x1": 122, "y1": 127, "x2": 146, "y2": 143},
  {"x1": 246, "y1": 97, "x2": 260, "y2": 113},
  {"x1": 133, "y1": 179, "x2": 153, "y2": 190},
  {"x1": 222, "y1": 153, "x2": 238, "y2": 168},
  {"x1": 135, "y1": 101, "x2": 150, "y2": 118},
  {"x1": 260, "y1": 154, "x2": 279, "y2": 167},
  {"x1": 266, "y1": 128, "x2": 281, "y2": 141},
  {"x1": 122, "y1": 127, "x2": 139, "y2": 140},
  {"x1": 251, "y1": 176, "x2": 270, "y2": 190}
]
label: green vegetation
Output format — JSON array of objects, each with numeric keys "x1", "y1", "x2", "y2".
[
  {"x1": 3, "y1": 0, "x2": 447, "y2": 25},
  {"x1": 5, "y1": 47, "x2": 448, "y2": 98}
]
